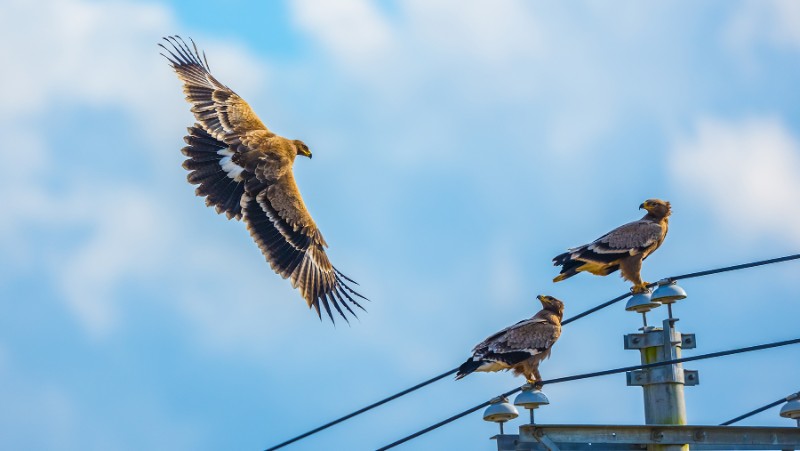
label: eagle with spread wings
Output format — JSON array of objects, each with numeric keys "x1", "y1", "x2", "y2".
[
  {"x1": 160, "y1": 36, "x2": 366, "y2": 323},
  {"x1": 553, "y1": 199, "x2": 671, "y2": 293},
  {"x1": 456, "y1": 295, "x2": 564, "y2": 384}
]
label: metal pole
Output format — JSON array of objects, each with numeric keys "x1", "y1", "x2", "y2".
[{"x1": 626, "y1": 318, "x2": 696, "y2": 451}]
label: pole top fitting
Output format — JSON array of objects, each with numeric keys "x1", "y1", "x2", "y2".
[
  {"x1": 483, "y1": 397, "x2": 519, "y2": 423},
  {"x1": 626, "y1": 291, "x2": 661, "y2": 313},
  {"x1": 780, "y1": 398, "x2": 800, "y2": 420},
  {"x1": 514, "y1": 387, "x2": 550, "y2": 410},
  {"x1": 652, "y1": 281, "x2": 688, "y2": 305}
]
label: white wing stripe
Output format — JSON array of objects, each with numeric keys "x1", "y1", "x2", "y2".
[{"x1": 217, "y1": 148, "x2": 244, "y2": 181}]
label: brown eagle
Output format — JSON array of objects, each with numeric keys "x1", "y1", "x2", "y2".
[
  {"x1": 160, "y1": 36, "x2": 365, "y2": 323},
  {"x1": 553, "y1": 199, "x2": 671, "y2": 293},
  {"x1": 456, "y1": 295, "x2": 564, "y2": 383}
]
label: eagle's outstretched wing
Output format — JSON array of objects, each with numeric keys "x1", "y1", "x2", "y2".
[
  {"x1": 163, "y1": 36, "x2": 366, "y2": 323},
  {"x1": 159, "y1": 36, "x2": 269, "y2": 143}
]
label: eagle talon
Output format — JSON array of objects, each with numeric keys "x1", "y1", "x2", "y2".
[{"x1": 631, "y1": 283, "x2": 650, "y2": 294}]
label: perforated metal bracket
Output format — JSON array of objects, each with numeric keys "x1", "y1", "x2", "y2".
[
  {"x1": 623, "y1": 332, "x2": 696, "y2": 350},
  {"x1": 627, "y1": 368, "x2": 700, "y2": 386}
]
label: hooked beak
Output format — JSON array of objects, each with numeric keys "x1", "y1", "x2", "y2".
[
  {"x1": 639, "y1": 202, "x2": 646, "y2": 210},
  {"x1": 536, "y1": 295, "x2": 545, "y2": 302}
]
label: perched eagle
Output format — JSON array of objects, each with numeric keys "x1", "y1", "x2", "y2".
[
  {"x1": 160, "y1": 36, "x2": 365, "y2": 323},
  {"x1": 553, "y1": 199, "x2": 671, "y2": 293},
  {"x1": 456, "y1": 295, "x2": 564, "y2": 384}
]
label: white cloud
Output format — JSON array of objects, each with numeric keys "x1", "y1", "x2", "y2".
[
  {"x1": 0, "y1": 0, "x2": 276, "y2": 342},
  {"x1": 724, "y1": 0, "x2": 800, "y2": 70},
  {"x1": 669, "y1": 116, "x2": 800, "y2": 245},
  {"x1": 56, "y1": 189, "x2": 168, "y2": 336},
  {"x1": 290, "y1": 0, "x2": 394, "y2": 69},
  {"x1": 287, "y1": 1, "x2": 703, "y2": 159}
]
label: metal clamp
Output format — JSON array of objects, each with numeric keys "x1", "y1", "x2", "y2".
[{"x1": 627, "y1": 368, "x2": 700, "y2": 386}]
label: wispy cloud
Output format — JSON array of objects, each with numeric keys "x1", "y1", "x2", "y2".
[
  {"x1": 0, "y1": 0, "x2": 276, "y2": 341},
  {"x1": 669, "y1": 116, "x2": 800, "y2": 246}
]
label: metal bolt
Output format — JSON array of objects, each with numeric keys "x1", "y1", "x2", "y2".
[
  {"x1": 651, "y1": 430, "x2": 664, "y2": 442},
  {"x1": 694, "y1": 430, "x2": 706, "y2": 442}
]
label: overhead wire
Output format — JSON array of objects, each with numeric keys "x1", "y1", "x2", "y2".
[
  {"x1": 264, "y1": 253, "x2": 800, "y2": 450},
  {"x1": 721, "y1": 390, "x2": 800, "y2": 426},
  {"x1": 377, "y1": 337, "x2": 800, "y2": 450},
  {"x1": 265, "y1": 291, "x2": 631, "y2": 451},
  {"x1": 265, "y1": 291, "x2": 633, "y2": 450}
]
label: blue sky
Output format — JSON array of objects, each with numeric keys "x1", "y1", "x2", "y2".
[{"x1": 2, "y1": 1, "x2": 800, "y2": 450}]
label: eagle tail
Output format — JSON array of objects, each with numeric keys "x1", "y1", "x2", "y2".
[
  {"x1": 455, "y1": 358, "x2": 484, "y2": 380},
  {"x1": 553, "y1": 255, "x2": 583, "y2": 282},
  {"x1": 182, "y1": 124, "x2": 245, "y2": 220}
]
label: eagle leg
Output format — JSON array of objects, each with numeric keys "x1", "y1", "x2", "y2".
[
  {"x1": 524, "y1": 366, "x2": 542, "y2": 385},
  {"x1": 620, "y1": 255, "x2": 648, "y2": 293}
]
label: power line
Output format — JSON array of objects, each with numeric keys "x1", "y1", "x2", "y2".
[
  {"x1": 264, "y1": 293, "x2": 630, "y2": 451},
  {"x1": 377, "y1": 336, "x2": 800, "y2": 450},
  {"x1": 264, "y1": 252, "x2": 800, "y2": 450},
  {"x1": 721, "y1": 390, "x2": 800, "y2": 426},
  {"x1": 264, "y1": 293, "x2": 631, "y2": 451},
  {"x1": 670, "y1": 253, "x2": 800, "y2": 282},
  {"x1": 264, "y1": 368, "x2": 456, "y2": 451}
]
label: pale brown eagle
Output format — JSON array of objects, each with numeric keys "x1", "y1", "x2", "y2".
[
  {"x1": 553, "y1": 199, "x2": 671, "y2": 293},
  {"x1": 160, "y1": 36, "x2": 365, "y2": 323},
  {"x1": 456, "y1": 295, "x2": 564, "y2": 383}
]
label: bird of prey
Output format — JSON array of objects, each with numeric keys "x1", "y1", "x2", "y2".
[
  {"x1": 456, "y1": 295, "x2": 564, "y2": 384},
  {"x1": 160, "y1": 36, "x2": 366, "y2": 323},
  {"x1": 553, "y1": 199, "x2": 671, "y2": 293}
]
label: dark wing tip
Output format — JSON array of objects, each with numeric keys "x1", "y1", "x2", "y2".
[
  {"x1": 159, "y1": 35, "x2": 207, "y2": 70},
  {"x1": 305, "y1": 268, "x2": 368, "y2": 325}
]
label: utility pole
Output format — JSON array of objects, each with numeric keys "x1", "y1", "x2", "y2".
[
  {"x1": 625, "y1": 315, "x2": 698, "y2": 450},
  {"x1": 624, "y1": 285, "x2": 698, "y2": 451},
  {"x1": 487, "y1": 283, "x2": 800, "y2": 451}
]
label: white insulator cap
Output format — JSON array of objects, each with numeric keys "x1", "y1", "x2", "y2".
[
  {"x1": 514, "y1": 386, "x2": 550, "y2": 410},
  {"x1": 483, "y1": 397, "x2": 519, "y2": 423},
  {"x1": 625, "y1": 291, "x2": 661, "y2": 313},
  {"x1": 652, "y1": 280, "x2": 688, "y2": 305},
  {"x1": 780, "y1": 398, "x2": 800, "y2": 420}
]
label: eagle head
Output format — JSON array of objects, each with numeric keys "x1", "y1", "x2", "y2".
[
  {"x1": 639, "y1": 198, "x2": 671, "y2": 218},
  {"x1": 537, "y1": 294, "x2": 564, "y2": 317},
  {"x1": 293, "y1": 140, "x2": 312, "y2": 159}
]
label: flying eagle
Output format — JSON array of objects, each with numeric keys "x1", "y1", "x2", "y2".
[
  {"x1": 553, "y1": 199, "x2": 671, "y2": 293},
  {"x1": 160, "y1": 36, "x2": 366, "y2": 323},
  {"x1": 456, "y1": 295, "x2": 564, "y2": 384}
]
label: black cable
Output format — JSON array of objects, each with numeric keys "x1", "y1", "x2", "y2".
[
  {"x1": 561, "y1": 292, "x2": 631, "y2": 326},
  {"x1": 377, "y1": 336, "x2": 800, "y2": 450},
  {"x1": 264, "y1": 295, "x2": 627, "y2": 451},
  {"x1": 670, "y1": 254, "x2": 800, "y2": 282},
  {"x1": 264, "y1": 252, "x2": 800, "y2": 450},
  {"x1": 264, "y1": 368, "x2": 457, "y2": 451},
  {"x1": 720, "y1": 390, "x2": 800, "y2": 426}
]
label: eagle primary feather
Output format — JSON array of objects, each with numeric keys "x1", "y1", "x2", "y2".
[
  {"x1": 553, "y1": 199, "x2": 671, "y2": 293},
  {"x1": 456, "y1": 295, "x2": 564, "y2": 383},
  {"x1": 161, "y1": 36, "x2": 366, "y2": 323}
]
